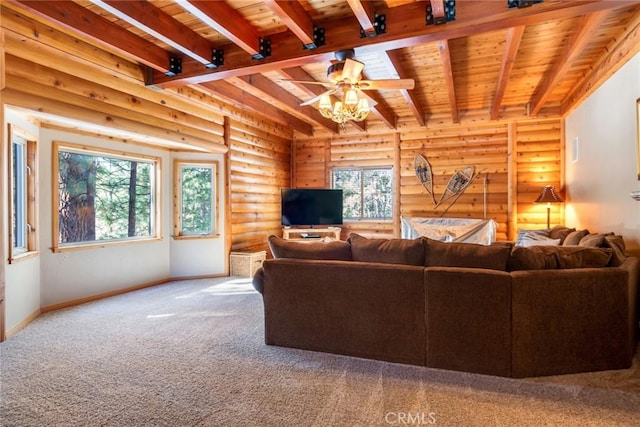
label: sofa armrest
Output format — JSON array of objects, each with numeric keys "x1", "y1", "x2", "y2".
[{"x1": 252, "y1": 267, "x2": 264, "y2": 294}]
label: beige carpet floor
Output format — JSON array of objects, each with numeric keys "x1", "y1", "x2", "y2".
[{"x1": 1, "y1": 276, "x2": 639, "y2": 426}]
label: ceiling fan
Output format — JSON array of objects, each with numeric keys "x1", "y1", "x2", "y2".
[{"x1": 283, "y1": 49, "x2": 415, "y2": 107}]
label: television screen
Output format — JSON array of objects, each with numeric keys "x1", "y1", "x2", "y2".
[{"x1": 281, "y1": 189, "x2": 343, "y2": 226}]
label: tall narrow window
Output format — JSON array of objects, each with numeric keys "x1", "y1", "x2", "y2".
[
  {"x1": 8, "y1": 124, "x2": 38, "y2": 262},
  {"x1": 332, "y1": 167, "x2": 393, "y2": 221},
  {"x1": 53, "y1": 142, "x2": 160, "y2": 251},
  {"x1": 173, "y1": 160, "x2": 219, "y2": 238}
]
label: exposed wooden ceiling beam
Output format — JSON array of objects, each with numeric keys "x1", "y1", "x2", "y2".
[
  {"x1": 562, "y1": 9, "x2": 640, "y2": 114},
  {"x1": 438, "y1": 40, "x2": 459, "y2": 124},
  {"x1": 199, "y1": 81, "x2": 313, "y2": 136},
  {"x1": 381, "y1": 50, "x2": 426, "y2": 126},
  {"x1": 91, "y1": 0, "x2": 213, "y2": 66},
  {"x1": 149, "y1": 0, "x2": 624, "y2": 87},
  {"x1": 263, "y1": 0, "x2": 316, "y2": 48},
  {"x1": 347, "y1": 0, "x2": 376, "y2": 37},
  {"x1": 491, "y1": 26, "x2": 525, "y2": 120},
  {"x1": 9, "y1": 0, "x2": 171, "y2": 72},
  {"x1": 175, "y1": 0, "x2": 261, "y2": 58},
  {"x1": 529, "y1": 10, "x2": 611, "y2": 116},
  {"x1": 234, "y1": 74, "x2": 338, "y2": 133}
]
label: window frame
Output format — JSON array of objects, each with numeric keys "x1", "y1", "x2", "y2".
[
  {"x1": 51, "y1": 141, "x2": 162, "y2": 253},
  {"x1": 173, "y1": 159, "x2": 220, "y2": 240},
  {"x1": 7, "y1": 124, "x2": 38, "y2": 263},
  {"x1": 331, "y1": 166, "x2": 394, "y2": 222}
]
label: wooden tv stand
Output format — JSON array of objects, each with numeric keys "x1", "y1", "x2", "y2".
[{"x1": 282, "y1": 227, "x2": 341, "y2": 241}]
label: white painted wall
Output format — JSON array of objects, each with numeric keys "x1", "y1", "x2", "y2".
[
  {"x1": 3, "y1": 110, "x2": 41, "y2": 332},
  {"x1": 3, "y1": 112, "x2": 227, "y2": 332},
  {"x1": 565, "y1": 52, "x2": 640, "y2": 254},
  {"x1": 169, "y1": 152, "x2": 226, "y2": 278}
]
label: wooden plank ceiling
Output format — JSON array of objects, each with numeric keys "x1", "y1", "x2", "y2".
[{"x1": 5, "y1": 0, "x2": 640, "y2": 136}]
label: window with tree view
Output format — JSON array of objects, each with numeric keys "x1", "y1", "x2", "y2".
[
  {"x1": 174, "y1": 160, "x2": 218, "y2": 238},
  {"x1": 332, "y1": 168, "x2": 393, "y2": 220},
  {"x1": 54, "y1": 143, "x2": 158, "y2": 249}
]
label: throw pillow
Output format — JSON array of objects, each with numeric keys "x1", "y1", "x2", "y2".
[
  {"x1": 422, "y1": 238, "x2": 512, "y2": 271},
  {"x1": 347, "y1": 233, "x2": 424, "y2": 266},
  {"x1": 562, "y1": 229, "x2": 589, "y2": 246},
  {"x1": 520, "y1": 236, "x2": 561, "y2": 247},
  {"x1": 268, "y1": 235, "x2": 352, "y2": 260},
  {"x1": 578, "y1": 233, "x2": 606, "y2": 247},
  {"x1": 549, "y1": 225, "x2": 576, "y2": 244},
  {"x1": 602, "y1": 235, "x2": 627, "y2": 266},
  {"x1": 515, "y1": 229, "x2": 550, "y2": 246}
]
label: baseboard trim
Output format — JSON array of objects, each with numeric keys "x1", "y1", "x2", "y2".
[
  {"x1": 6, "y1": 308, "x2": 41, "y2": 339},
  {"x1": 41, "y1": 278, "x2": 171, "y2": 313},
  {"x1": 7, "y1": 275, "x2": 233, "y2": 340},
  {"x1": 168, "y1": 273, "x2": 229, "y2": 282}
]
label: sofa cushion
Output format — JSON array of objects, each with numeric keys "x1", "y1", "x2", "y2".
[
  {"x1": 423, "y1": 238, "x2": 512, "y2": 271},
  {"x1": 562, "y1": 229, "x2": 589, "y2": 245},
  {"x1": 508, "y1": 246, "x2": 560, "y2": 270},
  {"x1": 268, "y1": 235, "x2": 352, "y2": 260},
  {"x1": 549, "y1": 225, "x2": 576, "y2": 244},
  {"x1": 603, "y1": 235, "x2": 627, "y2": 266},
  {"x1": 508, "y1": 245, "x2": 613, "y2": 271},
  {"x1": 347, "y1": 233, "x2": 424, "y2": 266},
  {"x1": 555, "y1": 246, "x2": 613, "y2": 268}
]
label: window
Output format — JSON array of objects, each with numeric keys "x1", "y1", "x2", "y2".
[
  {"x1": 53, "y1": 142, "x2": 160, "y2": 251},
  {"x1": 332, "y1": 167, "x2": 393, "y2": 220},
  {"x1": 173, "y1": 160, "x2": 219, "y2": 238},
  {"x1": 8, "y1": 125, "x2": 38, "y2": 262}
]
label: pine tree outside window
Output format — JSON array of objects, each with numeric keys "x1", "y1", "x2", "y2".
[
  {"x1": 332, "y1": 167, "x2": 393, "y2": 221},
  {"x1": 53, "y1": 142, "x2": 160, "y2": 251},
  {"x1": 173, "y1": 160, "x2": 219, "y2": 239}
]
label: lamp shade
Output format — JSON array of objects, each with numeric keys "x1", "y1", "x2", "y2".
[{"x1": 534, "y1": 185, "x2": 564, "y2": 203}]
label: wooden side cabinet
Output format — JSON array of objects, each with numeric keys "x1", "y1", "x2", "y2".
[{"x1": 282, "y1": 227, "x2": 341, "y2": 241}]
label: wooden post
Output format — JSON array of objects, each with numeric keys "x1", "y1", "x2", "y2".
[
  {"x1": 0, "y1": 28, "x2": 6, "y2": 341},
  {"x1": 507, "y1": 122, "x2": 517, "y2": 241},
  {"x1": 559, "y1": 118, "x2": 566, "y2": 226},
  {"x1": 223, "y1": 116, "x2": 232, "y2": 275},
  {"x1": 393, "y1": 132, "x2": 401, "y2": 238}
]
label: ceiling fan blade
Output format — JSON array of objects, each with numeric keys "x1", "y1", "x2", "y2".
[
  {"x1": 300, "y1": 89, "x2": 334, "y2": 106},
  {"x1": 279, "y1": 79, "x2": 333, "y2": 88},
  {"x1": 342, "y1": 58, "x2": 364, "y2": 82},
  {"x1": 358, "y1": 79, "x2": 415, "y2": 90}
]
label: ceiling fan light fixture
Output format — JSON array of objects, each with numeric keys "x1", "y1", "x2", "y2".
[
  {"x1": 318, "y1": 94, "x2": 332, "y2": 114},
  {"x1": 344, "y1": 88, "x2": 359, "y2": 106},
  {"x1": 316, "y1": 88, "x2": 370, "y2": 126}
]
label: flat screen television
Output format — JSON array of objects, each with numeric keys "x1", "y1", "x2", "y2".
[{"x1": 281, "y1": 188, "x2": 343, "y2": 227}]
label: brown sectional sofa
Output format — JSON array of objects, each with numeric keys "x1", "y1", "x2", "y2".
[{"x1": 253, "y1": 233, "x2": 639, "y2": 378}]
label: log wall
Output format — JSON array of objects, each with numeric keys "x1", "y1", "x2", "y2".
[
  {"x1": 294, "y1": 118, "x2": 563, "y2": 242},
  {"x1": 228, "y1": 121, "x2": 291, "y2": 251},
  {"x1": 1, "y1": 6, "x2": 292, "y2": 255}
]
